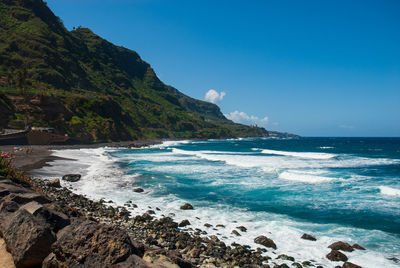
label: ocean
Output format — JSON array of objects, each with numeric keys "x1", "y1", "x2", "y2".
[{"x1": 34, "y1": 137, "x2": 400, "y2": 267}]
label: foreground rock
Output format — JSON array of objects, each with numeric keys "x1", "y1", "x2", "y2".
[
  {"x1": 326, "y1": 249, "x2": 348, "y2": 262},
  {"x1": 62, "y1": 174, "x2": 81, "y2": 182},
  {"x1": 4, "y1": 209, "x2": 56, "y2": 267},
  {"x1": 0, "y1": 239, "x2": 15, "y2": 268},
  {"x1": 43, "y1": 219, "x2": 143, "y2": 267},
  {"x1": 328, "y1": 241, "x2": 354, "y2": 252},
  {"x1": 254, "y1": 235, "x2": 277, "y2": 249}
]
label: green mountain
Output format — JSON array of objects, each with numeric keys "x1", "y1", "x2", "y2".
[{"x1": 0, "y1": 0, "x2": 268, "y2": 142}]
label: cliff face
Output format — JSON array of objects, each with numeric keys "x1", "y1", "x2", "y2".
[{"x1": 0, "y1": 0, "x2": 268, "y2": 141}]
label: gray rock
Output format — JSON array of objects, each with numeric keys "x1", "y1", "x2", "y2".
[
  {"x1": 236, "y1": 226, "x2": 247, "y2": 232},
  {"x1": 180, "y1": 203, "x2": 194, "y2": 210},
  {"x1": 48, "y1": 178, "x2": 61, "y2": 188},
  {"x1": 112, "y1": 254, "x2": 156, "y2": 268},
  {"x1": 134, "y1": 188, "x2": 144, "y2": 193},
  {"x1": 326, "y1": 249, "x2": 348, "y2": 262},
  {"x1": 328, "y1": 241, "x2": 354, "y2": 252},
  {"x1": 62, "y1": 174, "x2": 81, "y2": 182},
  {"x1": 179, "y1": 219, "x2": 191, "y2": 227},
  {"x1": 301, "y1": 233, "x2": 317, "y2": 241},
  {"x1": 4, "y1": 209, "x2": 56, "y2": 267},
  {"x1": 4, "y1": 192, "x2": 50, "y2": 205},
  {"x1": 342, "y1": 262, "x2": 362, "y2": 268},
  {"x1": 43, "y1": 219, "x2": 142, "y2": 267},
  {"x1": 231, "y1": 230, "x2": 241, "y2": 236},
  {"x1": 0, "y1": 181, "x2": 30, "y2": 198},
  {"x1": 0, "y1": 199, "x2": 19, "y2": 236},
  {"x1": 351, "y1": 243, "x2": 365, "y2": 250},
  {"x1": 254, "y1": 235, "x2": 277, "y2": 249}
]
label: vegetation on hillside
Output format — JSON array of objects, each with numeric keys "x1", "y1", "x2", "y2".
[{"x1": 0, "y1": 0, "x2": 268, "y2": 142}]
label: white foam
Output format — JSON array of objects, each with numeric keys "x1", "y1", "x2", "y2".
[
  {"x1": 319, "y1": 146, "x2": 334, "y2": 149},
  {"x1": 261, "y1": 149, "x2": 337, "y2": 159},
  {"x1": 171, "y1": 148, "x2": 398, "y2": 170},
  {"x1": 150, "y1": 140, "x2": 192, "y2": 148},
  {"x1": 379, "y1": 186, "x2": 400, "y2": 197},
  {"x1": 279, "y1": 171, "x2": 336, "y2": 183},
  {"x1": 33, "y1": 147, "x2": 400, "y2": 268}
]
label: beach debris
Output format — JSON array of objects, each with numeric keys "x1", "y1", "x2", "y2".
[
  {"x1": 236, "y1": 226, "x2": 247, "y2": 232},
  {"x1": 178, "y1": 219, "x2": 191, "y2": 227},
  {"x1": 351, "y1": 243, "x2": 365, "y2": 250},
  {"x1": 180, "y1": 203, "x2": 194, "y2": 210},
  {"x1": 133, "y1": 187, "x2": 144, "y2": 193},
  {"x1": 343, "y1": 262, "x2": 362, "y2": 268},
  {"x1": 328, "y1": 241, "x2": 354, "y2": 252},
  {"x1": 301, "y1": 233, "x2": 317, "y2": 241},
  {"x1": 326, "y1": 249, "x2": 348, "y2": 262},
  {"x1": 48, "y1": 178, "x2": 61, "y2": 188},
  {"x1": 254, "y1": 235, "x2": 277, "y2": 249},
  {"x1": 61, "y1": 174, "x2": 81, "y2": 182}
]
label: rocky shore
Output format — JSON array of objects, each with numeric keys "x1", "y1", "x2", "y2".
[{"x1": 0, "y1": 169, "x2": 368, "y2": 268}]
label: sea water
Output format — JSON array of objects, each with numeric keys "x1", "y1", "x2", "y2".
[{"x1": 34, "y1": 137, "x2": 400, "y2": 267}]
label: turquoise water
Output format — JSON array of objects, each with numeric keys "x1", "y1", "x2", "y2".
[
  {"x1": 113, "y1": 138, "x2": 400, "y2": 234},
  {"x1": 37, "y1": 137, "x2": 400, "y2": 267}
]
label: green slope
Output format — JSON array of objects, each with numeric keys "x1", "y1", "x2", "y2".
[{"x1": 0, "y1": 0, "x2": 268, "y2": 142}]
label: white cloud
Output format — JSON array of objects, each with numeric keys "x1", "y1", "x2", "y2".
[
  {"x1": 225, "y1": 110, "x2": 269, "y2": 126},
  {"x1": 205, "y1": 89, "x2": 226, "y2": 104}
]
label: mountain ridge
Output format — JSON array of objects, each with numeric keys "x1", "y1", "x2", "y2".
[{"x1": 0, "y1": 0, "x2": 269, "y2": 142}]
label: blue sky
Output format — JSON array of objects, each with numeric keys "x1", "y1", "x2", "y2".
[{"x1": 47, "y1": 0, "x2": 400, "y2": 136}]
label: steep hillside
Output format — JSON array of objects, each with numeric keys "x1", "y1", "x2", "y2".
[{"x1": 0, "y1": 0, "x2": 268, "y2": 142}]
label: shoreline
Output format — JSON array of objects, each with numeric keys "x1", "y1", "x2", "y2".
[
  {"x1": 2, "y1": 139, "x2": 399, "y2": 267},
  {"x1": 0, "y1": 139, "x2": 163, "y2": 173}
]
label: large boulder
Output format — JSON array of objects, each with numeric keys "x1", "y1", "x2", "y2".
[
  {"x1": 43, "y1": 220, "x2": 143, "y2": 267},
  {"x1": 0, "y1": 200, "x2": 20, "y2": 236},
  {"x1": 20, "y1": 202, "x2": 70, "y2": 233},
  {"x1": 326, "y1": 249, "x2": 348, "y2": 262},
  {"x1": 0, "y1": 181, "x2": 30, "y2": 198},
  {"x1": 62, "y1": 174, "x2": 81, "y2": 182},
  {"x1": 254, "y1": 235, "x2": 277, "y2": 249},
  {"x1": 4, "y1": 192, "x2": 49, "y2": 205},
  {"x1": 328, "y1": 241, "x2": 354, "y2": 252},
  {"x1": 3, "y1": 209, "x2": 56, "y2": 268}
]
